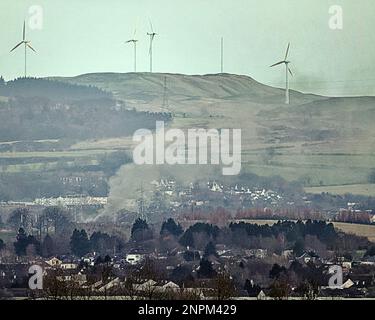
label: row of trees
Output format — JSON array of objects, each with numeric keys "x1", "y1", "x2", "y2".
[
  {"x1": 7, "y1": 207, "x2": 72, "y2": 237},
  {"x1": 70, "y1": 229, "x2": 123, "y2": 257}
]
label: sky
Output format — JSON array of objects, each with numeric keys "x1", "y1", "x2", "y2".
[{"x1": 1, "y1": 0, "x2": 375, "y2": 96}]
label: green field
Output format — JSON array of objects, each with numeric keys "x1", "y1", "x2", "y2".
[
  {"x1": 50, "y1": 73, "x2": 375, "y2": 189},
  {"x1": 305, "y1": 184, "x2": 375, "y2": 196},
  {"x1": 0, "y1": 230, "x2": 15, "y2": 243}
]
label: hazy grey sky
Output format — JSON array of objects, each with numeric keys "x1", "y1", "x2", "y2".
[{"x1": 1, "y1": 0, "x2": 374, "y2": 96}]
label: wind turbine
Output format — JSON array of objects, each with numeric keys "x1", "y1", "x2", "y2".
[
  {"x1": 147, "y1": 20, "x2": 157, "y2": 73},
  {"x1": 126, "y1": 28, "x2": 138, "y2": 72},
  {"x1": 220, "y1": 37, "x2": 224, "y2": 73},
  {"x1": 10, "y1": 21, "x2": 37, "y2": 78},
  {"x1": 270, "y1": 43, "x2": 293, "y2": 104}
]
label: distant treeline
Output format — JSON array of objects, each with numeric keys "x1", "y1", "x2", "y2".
[
  {"x1": 0, "y1": 96, "x2": 171, "y2": 142},
  {"x1": 0, "y1": 77, "x2": 111, "y2": 101},
  {"x1": 177, "y1": 219, "x2": 369, "y2": 254}
]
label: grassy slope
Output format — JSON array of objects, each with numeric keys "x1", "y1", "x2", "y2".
[{"x1": 35, "y1": 73, "x2": 375, "y2": 191}]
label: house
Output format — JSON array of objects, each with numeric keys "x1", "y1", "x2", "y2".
[
  {"x1": 56, "y1": 271, "x2": 87, "y2": 285},
  {"x1": 350, "y1": 275, "x2": 375, "y2": 288},
  {"x1": 257, "y1": 290, "x2": 267, "y2": 300},
  {"x1": 61, "y1": 263, "x2": 78, "y2": 270},
  {"x1": 135, "y1": 279, "x2": 157, "y2": 292},
  {"x1": 82, "y1": 253, "x2": 100, "y2": 266},
  {"x1": 159, "y1": 281, "x2": 180, "y2": 291},
  {"x1": 321, "y1": 279, "x2": 354, "y2": 290},
  {"x1": 282, "y1": 250, "x2": 293, "y2": 259},
  {"x1": 97, "y1": 277, "x2": 121, "y2": 292},
  {"x1": 45, "y1": 257, "x2": 62, "y2": 267},
  {"x1": 342, "y1": 261, "x2": 352, "y2": 271},
  {"x1": 296, "y1": 252, "x2": 319, "y2": 264},
  {"x1": 126, "y1": 254, "x2": 144, "y2": 265}
]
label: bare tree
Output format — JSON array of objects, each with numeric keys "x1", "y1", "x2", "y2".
[{"x1": 212, "y1": 272, "x2": 237, "y2": 300}]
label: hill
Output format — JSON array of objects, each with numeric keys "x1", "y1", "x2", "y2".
[{"x1": 51, "y1": 72, "x2": 375, "y2": 190}]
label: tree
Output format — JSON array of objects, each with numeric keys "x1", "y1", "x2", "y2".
[
  {"x1": 0, "y1": 239, "x2": 5, "y2": 251},
  {"x1": 183, "y1": 250, "x2": 200, "y2": 262},
  {"x1": 160, "y1": 218, "x2": 183, "y2": 237},
  {"x1": 131, "y1": 218, "x2": 152, "y2": 242},
  {"x1": 244, "y1": 279, "x2": 262, "y2": 297},
  {"x1": 269, "y1": 279, "x2": 291, "y2": 300},
  {"x1": 296, "y1": 280, "x2": 318, "y2": 300},
  {"x1": 212, "y1": 272, "x2": 237, "y2": 300},
  {"x1": 179, "y1": 223, "x2": 220, "y2": 248},
  {"x1": 43, "y1": 207, "x2": 70, "y2": 235},
  {"x1": 365, "y1": 246, "x2": 375, "y2": 257},
  {"x1": 41, "y1": 234, "x2": 55, "y2": 257},
  {"x1": 170, "y1": 265, "x2": 194, "y2": 286},
  {"x1": 269, "y1": 264, "x2": 287, "y2": 279},
  {"x1": 203, "y1": 241, "x2": 218, "y2": 258},
  {"x1": 293, "y1": 239, "x2": 305, "y2": 256},
  {"x1": 14, "y1": 228, "x2": 40, "y2": 256},
  {"x1": 90, "y1": 231, "x2": 113, "y2": 254},
  {"x1": 7, "y1": 208, "x2": 32, "y2": 232},
  {"x1": 70, "y1": 229, "x2": 90, "y2": 257},
  {"x1": 197, "y1": 259, "x2": 216, "y2": 279}
]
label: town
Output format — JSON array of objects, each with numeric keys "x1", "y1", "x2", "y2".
[{"x1": 1, "y1": 197, "x2": 375, "y2": 299}]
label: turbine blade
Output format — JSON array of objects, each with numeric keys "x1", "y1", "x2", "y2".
[
  {"x1": 27, "y1": 43, "x2": 36, "y2": 52},
  {"x1": 23, "y1": 20, "x2": 26, "y2": 41},
  {"x1": 288, "y1": 67, "x2": 293, "y2": 76},
  {"x1": 270, "y1": 61, "x2": 285, "y2": 67},
  {"x1": 284, "y1": 42, "x2": 290, "y2": 60},
  {"x1": 133, "y1": 17, "x2": 139, "y2": 39},
  {"x1": 10, "y1": 41, "x2": 23, "y2": 52},
  {"x1": 149, "y1": 19, "x2": 154, "y2": 33}
]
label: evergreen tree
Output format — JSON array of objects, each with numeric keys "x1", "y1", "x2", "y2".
[
  {"x1": 14, "y1": 228, "x2": 29, "y2": 256},
  {"x1": 131, "y1": 218, "x2": 151, "y2": 241},
  {"x1": 14, "y1": 228, "x2": 40, "y2": 256},
  {"x1": 203, "y1": 241, "x2": 218, "y2": 258},
  {"x1": 269, "y1": 263, "x2": 287, "y2": 279},
  {"x1": 41, "y1": 234, "x2": 55, "y2": 257},
  {"x1": 198, "y1": 259, "x2": 216, "y2": 278},
  {"x1": 160, "y1": 218, "x2": 183, "y2": 237},
  {"x1": 70, "y1": 229, "x2": 91, "y2": 257}
]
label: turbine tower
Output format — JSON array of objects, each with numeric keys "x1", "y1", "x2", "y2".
[
  {"x1": 270, "y1": 43, "x2": 293, "y2": 104},
  {"x1": 147, "y1": 20, "x2": 157, "y2": 73},
  {"x1": 126, "y1": 28, "x2": 138, "y2": 72},
  {"x1": 10, "y1": 21, "x2": 36, "y2": 78},
  {"x1": 220, "y1": 37, "x2": 224, "y2": 73}
]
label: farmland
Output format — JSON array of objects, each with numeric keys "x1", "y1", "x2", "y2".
[{"x1": 305, "y1": 184, "x2": 375, "y2": 196}]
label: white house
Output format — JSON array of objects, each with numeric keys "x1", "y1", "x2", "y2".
[{"x1": 126, "y1": 254, "x2": 144, "y2": 265}]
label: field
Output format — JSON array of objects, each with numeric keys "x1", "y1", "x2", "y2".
[
  {"x1": 0, "y1": 73, "x2": 374, "y2": 204},
  {"x1": 305, "y1": 184, "x2": 375, "y2": 196},
  {"x1": 0, "y1": 230, "x2": 15, "y2": 243},
  {"x1": 333, "y1": 222, "x2": 375, "y2": 242},
  {"x1": 53, "y1": 72, "x2": 375, "y2": 189}
]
